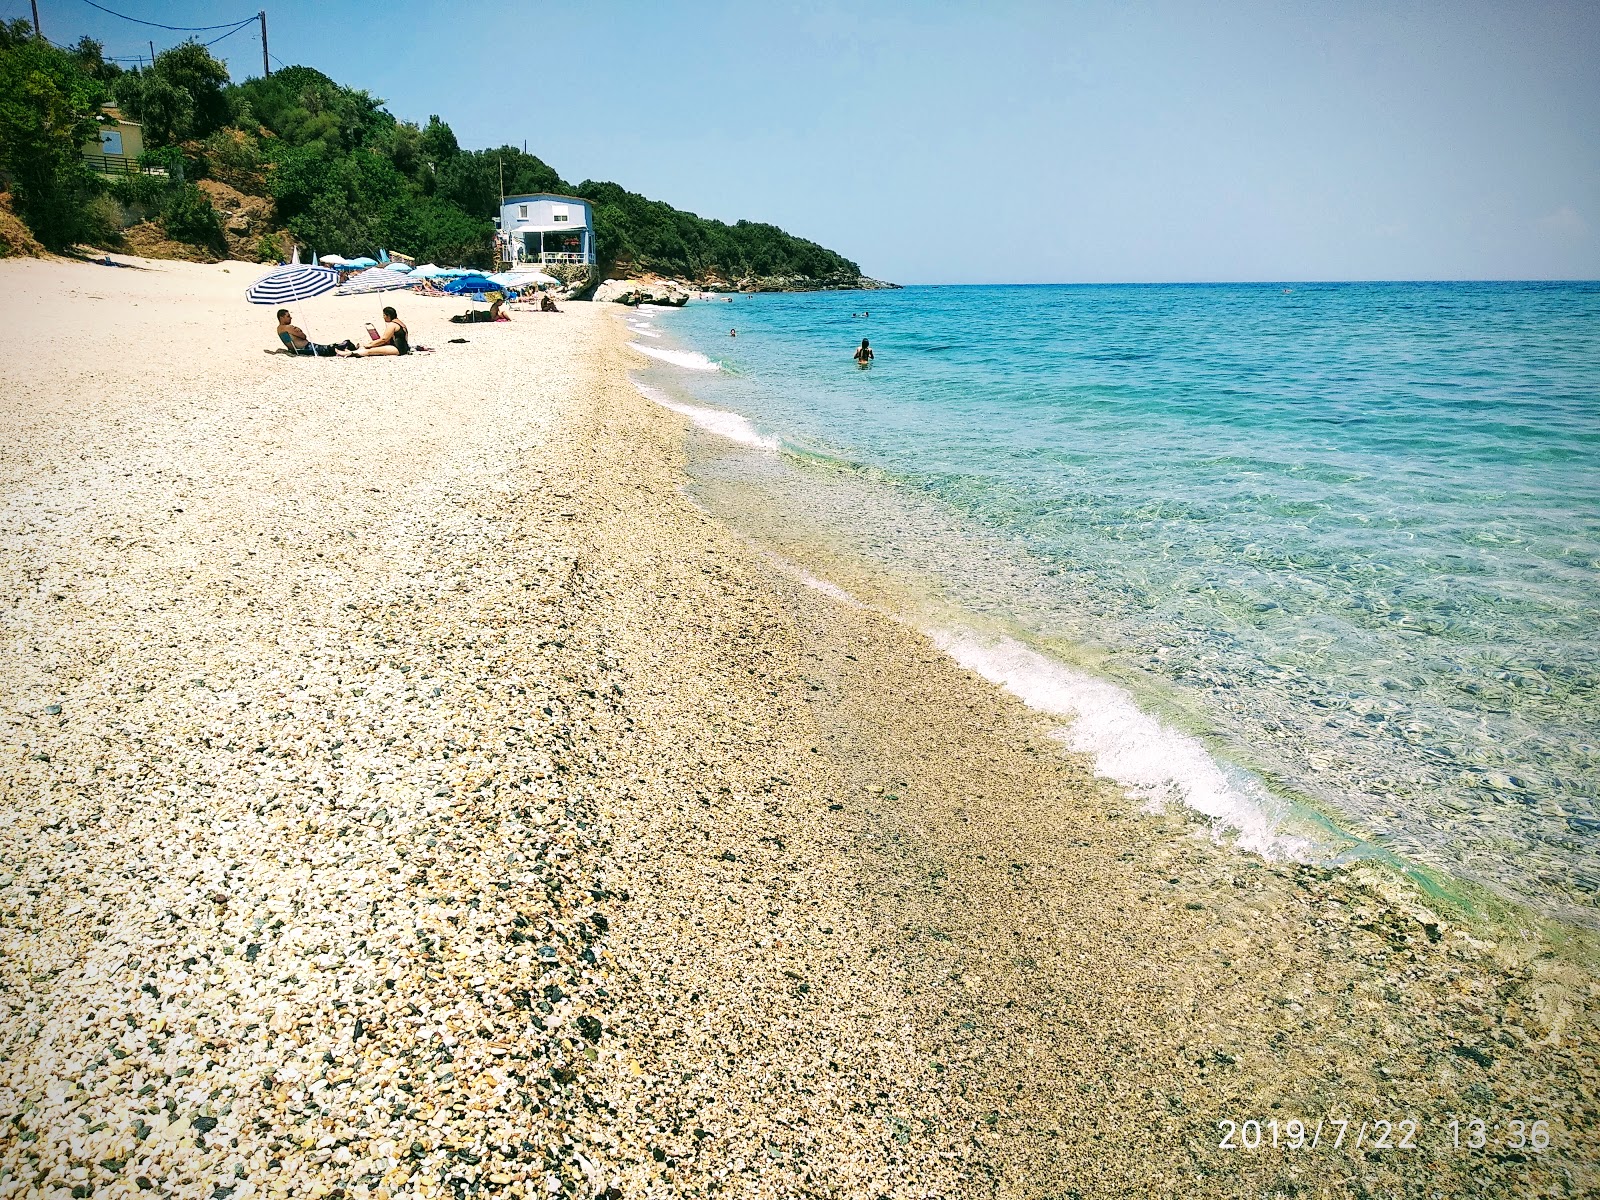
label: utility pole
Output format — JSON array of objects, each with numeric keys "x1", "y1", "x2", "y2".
[
  {"x1": 259, "y1": 11, "x2": 270, "y2": 76},
  {"x1": 30, "y1": 0, "x2": 41, "y2": 39},
  {"x1": 149, "y1": 40, "x2": 156, "y2": 64}
]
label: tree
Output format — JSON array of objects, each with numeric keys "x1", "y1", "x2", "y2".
[
  {"x1": 0, "y1": 31, "x2": 106, "y2": 249},
  {"x1": 116, "y1": 41, "x2": 230, "y2": 147}
]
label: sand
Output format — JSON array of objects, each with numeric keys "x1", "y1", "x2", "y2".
[{"x1": 1, "y1": 254, "x2": 1596, "y2": 1199}]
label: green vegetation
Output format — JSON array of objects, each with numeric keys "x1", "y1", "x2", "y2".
[
  {"x1": 0, "y1": 25, "x2": 863, "y2": 280},
  {"x1": 0, "y1": 22, "x2": 108, "y2": 249}
]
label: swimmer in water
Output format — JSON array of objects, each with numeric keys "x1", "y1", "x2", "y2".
[{"x1": 854, "y1": 338, "x2": 873, "y2": 367}]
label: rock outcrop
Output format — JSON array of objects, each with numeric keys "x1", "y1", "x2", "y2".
[
  {"x1": 196, "y1": 180, "x2": 278, "y2": 261},
  {"x1": 591, "y1": 270, "x2": 897, "y2": 305},
  {"x1": 591, "y1": 277, "x2": 692, "y2": 307}
]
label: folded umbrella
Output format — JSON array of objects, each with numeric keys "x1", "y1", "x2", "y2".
[{"x1": 336, "y1": 267, "x2": 419, "y2": 295}]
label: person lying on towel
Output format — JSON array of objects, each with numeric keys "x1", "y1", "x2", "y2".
[{"x1": 450, "y1": 296, "x2": 507, "y2": 324}]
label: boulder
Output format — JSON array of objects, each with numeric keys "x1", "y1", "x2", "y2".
[{"x1": 591, "y1": 277, "x2": 690, "y2": 306}]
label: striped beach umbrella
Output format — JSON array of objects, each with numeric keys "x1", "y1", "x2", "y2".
[
  {"x1": 335, "y1": 267, "x2": 418, "y2": 296},
  {"x1": 244, "y1": 265, "x2": 341, "y2": 305}
]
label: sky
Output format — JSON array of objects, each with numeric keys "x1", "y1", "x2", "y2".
[{"x1": 21, "y1": 0, "x2": 1600, "y2": 283}]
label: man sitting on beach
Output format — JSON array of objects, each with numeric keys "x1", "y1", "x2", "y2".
[{"x1": 276, "y1": 309, "x2": 354, "y2": 356}]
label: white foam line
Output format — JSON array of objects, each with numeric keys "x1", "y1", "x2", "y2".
[
  {"x1": 628, "y1": 342, "x2": 721, "y2": 371},
  {"x1": 930, "y1": 630, "x2": 1313, "y2": 860},
  {"x1": 631, "y1": 380, "x2": 777, "y2": 451},
  {"x1": 793, "y1": 567, "x2": 859, "y2": 605},
  {"x1": 628, "y1": 328, "x2": 663, "y2": 339}
]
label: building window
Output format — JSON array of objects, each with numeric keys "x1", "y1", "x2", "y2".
[
  {"x1": 101, "y1": 130, "x2": 123, "y2": 156},
  {"x1": 518, "y1": 205, "x2": 528, "y2": 218}
]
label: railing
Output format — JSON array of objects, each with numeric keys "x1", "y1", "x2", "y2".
[{"x1": 82, "y1": 154, "x2": 168, "y2": 177}]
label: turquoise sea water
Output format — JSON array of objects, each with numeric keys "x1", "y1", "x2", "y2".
[{"x1": 625, "y1": 282, "x2": 1600, "y2": 925}]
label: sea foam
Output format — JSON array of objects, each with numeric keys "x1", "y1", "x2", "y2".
[
  {"x1": 931, "y1": 630, "x2": 1312, "y2": 860},
  {"x1": 629, "y1": 342, "x2": 721, "y2": 371},
  {"x1": 632, "y1": 381, "x2": 777, "y2": 451}
]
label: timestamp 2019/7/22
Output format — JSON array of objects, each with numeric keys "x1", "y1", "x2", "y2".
[{"x1": 1215, "y1": 1116, "x2": 1553, "y2": 1153}]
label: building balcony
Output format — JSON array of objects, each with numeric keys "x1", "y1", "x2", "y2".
[{"x1": 82, "y1": 153, "x2": 168, "y2": 177}]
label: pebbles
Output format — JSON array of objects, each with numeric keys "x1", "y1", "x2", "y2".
[{"x1": 3, "y1": 257, "x2": 1597, "y2": 1199}]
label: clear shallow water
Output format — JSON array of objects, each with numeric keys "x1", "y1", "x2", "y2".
[{"x1": 630, "y1": 283, "x2": 1600, "y2": 924}]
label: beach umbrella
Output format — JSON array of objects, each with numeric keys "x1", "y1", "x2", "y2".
[
  {"x1": 411, "y1": 263, "x2": 445, "y2": 278},
  {"x1": 245, "y1": 265, "x2": 341, "y2": 305},
  {"x1": 386, "y1": 262, "x2": 414, "y2": 273},
  {"x1": 335, "y1": 266, "x2": 417, "y2": 295},
  {"x1": 346, "y1": 256, "x2": 378, "y2": 269},
  {"x1": 509, "y1": 269, "x2": 558, "y2": 286},
  {"x1": 440, "y1": 274, "x2": 502, "y2": 295},
  {"x1": 488, "y1": 272, "x2": 529, "y2": 289},
  {"x1": 319, "y1": 254, "x2": 348, "y2": 266},
  {"x1": 435, "y1": 267, "x2": 472, "y2": 278}
]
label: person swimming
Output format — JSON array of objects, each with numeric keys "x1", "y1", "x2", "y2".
[{"x1": 854, "y1": 338, "x2": 873, "y2": 367}]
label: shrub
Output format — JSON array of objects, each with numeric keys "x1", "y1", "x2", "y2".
[
  {"x1": 83, "y1": 191, "x2": 126, "y2": 244},
  {"x1": 0, "y1": 32, "x2": 105, "y2": 249},
  {"x1": 254, "y1": 231, "x2": 284, "y2": 262},
  {"x1": 160, "y1": 183, "x2": 225, "y2": 253}
]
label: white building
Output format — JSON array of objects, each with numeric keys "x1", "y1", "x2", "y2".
[{"x1": 497, "y1": 193, "x2": 596, "y2": 268}]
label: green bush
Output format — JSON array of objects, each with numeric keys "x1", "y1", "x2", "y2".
[
  {"x1": 104, "y1": 171, "x2": 170, "y2": 211},
  {"x1": 83, "y1": 191, "x2": 126, "y2": 244},
  {"x1": 160, "y1": 183, "x2": 225, "y2": 253},
  {"x1": 254, "y1": 231, "x2": 284, "y2": 262},
  {"x1": 0, "y1": 27, "x2": 106, "y2": 249}
]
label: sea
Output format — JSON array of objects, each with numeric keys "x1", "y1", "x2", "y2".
[{"x1": 622, "y1": 282, "x2": 1600, "y2": 928}]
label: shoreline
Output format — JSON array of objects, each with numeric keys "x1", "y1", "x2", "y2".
[
  {"x1": 627, "y1": 286, "x2": 1600, "y2": 935},
  {"x1": 1, "y1": 255, "x2": 1596, "y2": 1198}
]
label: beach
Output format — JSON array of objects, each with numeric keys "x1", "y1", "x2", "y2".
[{"x1": 1, "y1": 255, "x2": 1597, "y2": 1199}]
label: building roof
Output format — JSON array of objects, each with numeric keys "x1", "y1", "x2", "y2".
[{"x1": 502, "y1": 193, "x2": 592, "y2": 207}]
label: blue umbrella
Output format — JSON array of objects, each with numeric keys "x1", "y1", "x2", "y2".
[
  {"x1": 245, "y1": 265, "x2": 341, "y2": 305},
  {"x1": 345, "y1": 256, "x2": 378, "y2": 269},
  {"x1": 440, "y1": 274, "x2": 502, "y2": 295}
]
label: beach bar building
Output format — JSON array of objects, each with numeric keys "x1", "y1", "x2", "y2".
[{"x1": 497, "y1": 194, "x2": 596, "y2": 268}]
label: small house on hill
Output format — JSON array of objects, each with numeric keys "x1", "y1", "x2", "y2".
[
  {"x1": 497, "y1": 194, "x2": 595, "y2": 268},
  {"x1": 81, "y1": 107, "x2": 162, "y2": 177}
]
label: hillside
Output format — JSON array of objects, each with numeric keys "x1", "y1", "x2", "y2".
[{"x1": 0, "y1": 27, "x2": 886, "y2": 290}]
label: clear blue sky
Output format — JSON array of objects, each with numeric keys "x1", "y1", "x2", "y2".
[{"x1": 27, "y1": 0, "x2": 1600, "y2": 283}]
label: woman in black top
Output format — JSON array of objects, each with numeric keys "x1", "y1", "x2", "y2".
[{"x1": 340, "y1": 306, "x2": 411, "y2": 357}]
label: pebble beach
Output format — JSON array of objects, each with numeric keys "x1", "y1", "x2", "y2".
[{"x1": 2, "y1": 256, "x2": 1598, "y2": 1199}]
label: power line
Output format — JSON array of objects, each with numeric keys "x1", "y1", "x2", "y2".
[
  {"x1": 78, "y1": 0, "x2": 254, "y2": 32},
  {"x1": 202, "y1": 17, "x2": 256, "y2": 48}
]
